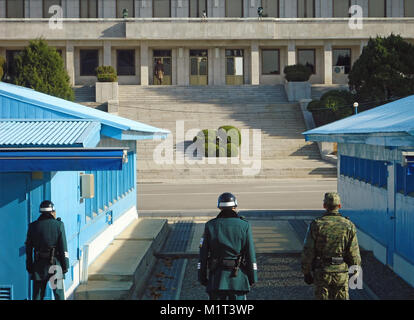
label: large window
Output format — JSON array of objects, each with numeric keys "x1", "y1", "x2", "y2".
[
  {"x1": 189, "y1": 0, "x2": 207, "y2": 17},
  {"x1": 80, "y1": 50, "x2": 99, "y2": 76},
  {"x1": 298, "y1": 49, "x2": 315, "y2": 74},
  {"x1": 333, "y1": 0, "x2": 351, "y2": 17},
  {"x1": 297, "y1": 0, "x2": 314, "y2": 18},
  {"x1": 261, "y1": 49, "x2": 280, "y2": 75},
  {"x1": 5, "y1": 50, "x2": 22, "y2": 80},
  {"x1": 225, "y1": 0, "x2": 243, "y2": 17},
  {"x1": 405, "y1": 0, "x2": 414, "y2": 17},
  {"x1": 80, "y1": 0, "x2": 98, "y2": 18},
  {"x1": 262, "y1": 0, "x2": 279, "y2": 17},
  {"x1": 396, "y1": 164, "x2": 414, "y2": 196},
  {"x1": 85, "y1": 152, "x2": 135, "y2": 219},
  {"x1": 368, "y1": 0, "x2": 386, "y2": 17},
  {"x1": 153, "y1": 0, "x2": 171, "y2": 17},
  {"x1": 43, "y1": 0, "x2": 62, "y2": 18},
  {"x1": 117, "y1": 50, "x2": 135, "y2": 76},
  {"x1": 333, "y1": 48, "x2": 351, "y2": 74},
  {"x1": 340, "y1": 155, "x2": 388, "y2": 189},
  {"x1": 6, "y1": 0, "x2": 24, "y2": 18},
  {"x1": 117, "y1": 0, "x2": 135, "y2": 18}
]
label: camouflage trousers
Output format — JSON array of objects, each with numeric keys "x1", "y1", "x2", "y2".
[{"x1": 314, "y1": 271, "x2": 349, "y2": 300}]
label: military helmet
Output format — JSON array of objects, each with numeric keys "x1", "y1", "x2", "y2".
[
  {"x1": 39, "y1": 200, "x2": 56, "y2": 213},
  {"x1": 324, "y1": 192, "x2": 341, "y2": 207},
  {"x1": 217, "y1": 192, "x2": 238, "y2": 209}
]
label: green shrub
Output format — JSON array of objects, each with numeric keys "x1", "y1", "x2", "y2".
[
  {"x1": 218, "y1": 126, "x2": 241, "y2": 146},
  {"x1": 193, "y1": 129, "x2": 217, "y2": 144},
  {"x1": 307, "y1": 90, "x2": 355, "y2": 126},
  {"x1": 0, "y1": 56, "x2": 5, "y2": 80},
  {"x1": 12, "y1": 39, "x2": 74, "y2": 101},
  {"x1": 284, "y1": 64, "x2": 312, "y2": 82},
  {"x1": 96, "y1": 65, "x2": 118, "y2": 82},
  {"x1": 225, "y1": 143, "x2": 239, "y2": 157},
  {"x1": 204, "y1": 142, "x2": 218, "y2": 157}
]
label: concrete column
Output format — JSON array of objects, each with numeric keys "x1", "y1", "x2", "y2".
[
  {"x1": 213, "y1": 47, "x2": 221, "y2": 85},
  {"x1": 140, "y1": 41, "x2": 149, "y2": 86},
  {"x1": 360, "y1": 39, "x2": 368, "y2": 55},
  {"x1": 66, "y1": 42, "x2": 75, "y2": 86},
  {"x1": 103, "y1": 41, "x2": 112, "y2": 66},
  {"x1": 250, "y1": 41, "x2": 260, "y2": 85},
  {"x1": 287, "y1": 40, "x2": 296, "y2": 66},
  {"x1": 324, "y1": 41, "x2": 332, "y2": 85},
  {"x1": 177, "y1": 47, "x2": 186, "y2": 85}
]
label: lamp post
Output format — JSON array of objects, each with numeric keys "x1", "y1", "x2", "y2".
[{"x1": 353, "y1": 102, "x2": 359, "y2": 115}]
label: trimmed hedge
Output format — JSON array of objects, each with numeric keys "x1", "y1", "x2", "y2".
[
  {"x1": 284, "y1": 64, "x2": 312, "y2": 82},
  {"x1": 204, "y1": 142, "x2": 218, "y2": 157},
  {"x1": 218, "y1": 126, "x2": 242, "y2": 146},
  {"x1": 193, "y1": 129, "x2": 218, "y2": 144},
  {"x1": 96, "y1": 65, "x2": 118, "y2": 82},
  {"x1": 0, "y1": 56, "x2": 5, "y2": 80},
  {"x1": 307, "y1": 90, "x2": 355, "y2": 126}
]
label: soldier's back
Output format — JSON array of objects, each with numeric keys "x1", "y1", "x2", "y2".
[
  {"x1": 311, "y1": 214, "x2": 356, "y2": 272},
  {"x1": 206, "y1": 217, "x2": 249, "y2": 258}
]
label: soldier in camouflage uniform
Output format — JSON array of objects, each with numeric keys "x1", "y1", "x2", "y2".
[
  {"x1": 198, "y1": 193, "x2": 258, "y2": 300},
  {"x1": 301, "y1": 192, "x2": 361, "y2": 300}
]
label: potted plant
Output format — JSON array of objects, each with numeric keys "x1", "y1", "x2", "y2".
[
  {"x1": 283, "y1": 64, "x2": 312, "y2": 102},
  {"x1": 95, "y1": 66, "x2": 119, "y2": 103}
]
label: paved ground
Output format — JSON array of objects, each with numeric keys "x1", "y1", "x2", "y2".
[
  {"x1": 137, "y1": 179, "x2": 338, "y2": 213},
  {"x1": 136, "y1": 214, "x2": 414, "y2": 300}
]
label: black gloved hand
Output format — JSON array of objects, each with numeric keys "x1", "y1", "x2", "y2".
[{"x1": 304, "y1": 273, "x2": 314, "y2": 285}]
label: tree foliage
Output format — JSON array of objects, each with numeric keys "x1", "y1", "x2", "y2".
[
  {"x1": 11, "y1": 39, "x2": 74, "y2": 101},
  {"x1": 348, "y1": 34, "x2": 414, "y2": 103}
]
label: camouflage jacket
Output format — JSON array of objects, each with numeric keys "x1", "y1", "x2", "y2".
[{"x1": 301, "y1": 210, "x2": 361, "y2": 274}]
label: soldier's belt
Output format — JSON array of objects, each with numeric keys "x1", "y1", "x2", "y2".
[
  {"x1": 221, "y1": 259, "x2": 238, "y2": 269},
  {"x1": 316, "y1": 256, "x2": 344, "y2": 265},
  {"x1": 36, "y1": 251, "x2": 50, "y2": 259}
]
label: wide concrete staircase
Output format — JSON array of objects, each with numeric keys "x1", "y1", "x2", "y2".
[{"x1": 116, "y1": 85, "x2": 336, "y2": 182}]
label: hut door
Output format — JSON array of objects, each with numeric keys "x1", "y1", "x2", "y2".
[
  {"x1": 0, "y1": 173, "x2": 30, "y2": 300},
  {"x1": 190, "y1": 49, "x2": 208, "y2": 85},
  {"x1": 225, "y1": 49, "x2": 244, "y2": 85}
]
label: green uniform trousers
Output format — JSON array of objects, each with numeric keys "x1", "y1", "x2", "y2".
[
  {"x1": 209, "y1": 291, "x2": 247, "y2": 300},
  {"x1": 314, "y1": 271, "x2": 349, "y2": 300},
  {"x1": 33, "y1": 280, "x2": 65, "y2": 300}
]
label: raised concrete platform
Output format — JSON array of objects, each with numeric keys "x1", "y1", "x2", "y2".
[{"x1": 74, "y1": 218, "x2": 169, "y2": 300}]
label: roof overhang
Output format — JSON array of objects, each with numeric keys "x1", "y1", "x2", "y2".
[
  {"x1": 0, "y1": 148, "x2": 128, "y2": 172},
  {"x1": 304, "y1": 132, "x2": 414, "y2": 147}
]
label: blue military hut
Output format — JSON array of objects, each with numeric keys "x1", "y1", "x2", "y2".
[
  {"x1": 304, "y1": 95, "x2": 414, "y2": 288},
  {"x1": 0, "y1": 82, "x2": 168, "y2": 300}
]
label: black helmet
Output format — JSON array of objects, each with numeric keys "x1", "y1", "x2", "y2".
[
  {"x1": 39, "y1": 200, "x2": 55, "y2": 213},
  {"x1": 217, "y1": 192, "x2": 238, "y2": 209}
]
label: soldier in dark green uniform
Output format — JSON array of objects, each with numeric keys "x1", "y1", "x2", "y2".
[
  {"x1": 198, "y1": 193, "x2": 258, "y2": 300},
  {"x1": 25, "y1": 200, "x2": 69, "y2": 300},
  {"x1": 301, "y1": 192, "x2": 361, "y2": 300}
]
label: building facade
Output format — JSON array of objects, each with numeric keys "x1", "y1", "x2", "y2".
[
  {"x1": 0, "y1": 81, "x2": 168, "y2": 300},
  {"x1": 0, "y1": 0, "x2": 414, "y2": 87},
  {"x1": 304, "y1": 95, "x2": 414, "y2": 288}
]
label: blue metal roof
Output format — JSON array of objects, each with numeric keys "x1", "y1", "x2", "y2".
[
  {"x1": 0, "y1": 82, "x2": 170, "y2": 139},
  {"x1": 303, "y1": 95, "x2": 414, "y2": 147},
  {"x1": 0, "y1": 120, "x2": 101, "y2": 148}
]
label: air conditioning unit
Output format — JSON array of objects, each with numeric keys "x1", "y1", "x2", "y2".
[{"x1": 333, "y1": 66, "x2": 345, "y2": 74}]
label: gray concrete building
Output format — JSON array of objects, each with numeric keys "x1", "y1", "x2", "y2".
[{"x1": 0, "y1": 0, "x2": 413, "y2": 86}]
